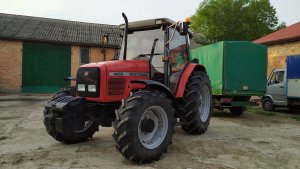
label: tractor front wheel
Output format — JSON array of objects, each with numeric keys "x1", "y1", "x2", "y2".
[
  {"x1": 44, "y1": 107, "x2": 99, "y2": 144},
  {"x1": 43, "y1": 96, "x2": 99, "y2": 144},
  {"x1": 113, "y1": 90, "x2": 175, "y2": 164},
  {"x1": 52, "y1": 86, "x2": 76, "y2": 99}
]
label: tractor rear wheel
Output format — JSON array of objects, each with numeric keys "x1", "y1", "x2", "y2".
[
  {"x1": 112, "y1": 89, "x2": 175, "y2": 164},
  {"x1": 181, "y1": 71, "x2": 212, "y2": 135}
]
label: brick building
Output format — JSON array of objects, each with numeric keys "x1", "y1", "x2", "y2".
[
  {"x1": 254, "y1": 22, "x2": 300, "y2": 76},
  {"x1": 0, "y1": 13, "x2": 122, "y2": 93}
]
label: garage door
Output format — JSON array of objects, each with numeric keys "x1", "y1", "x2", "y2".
[{"x1": 22, "y1": 43, "x2": 71, "y2": 93}]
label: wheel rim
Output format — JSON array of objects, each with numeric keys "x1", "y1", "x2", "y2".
[
  {"x1": 199, "y1": 85, "x2": 211, "y2": 122},
  {"x1": 138, "y1": 106, "x2": 168, "y2": 149},
  {"x1": 74, "y1": 121, "x2": 93, "y2": 133},
  {"x1": 264, "y1": 100, "x2": 271, "y2": 110}
]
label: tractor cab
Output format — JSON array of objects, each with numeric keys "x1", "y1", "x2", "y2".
[{"x1": 118, "y1": 17, "x2": 191, "y2": 93}]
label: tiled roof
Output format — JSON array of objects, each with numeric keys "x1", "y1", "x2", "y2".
[
  {"x1": 254, "y1": 22, "x2": 300, "y2": 45},
  {"x1": 0, "y1": 13, "x2": 122, "y2": 48}
]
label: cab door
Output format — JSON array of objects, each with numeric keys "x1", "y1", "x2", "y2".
[
  {"x1": 267, "y1": 69, "x2": 287, "y2": 105},
  {"x1": 168, "y1": 29, "x2": 189, "y2": 93}
]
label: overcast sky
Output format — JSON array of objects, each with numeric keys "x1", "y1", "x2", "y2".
[{"x1": 0, "y1": 0, "x2": 299, "y2": 26}]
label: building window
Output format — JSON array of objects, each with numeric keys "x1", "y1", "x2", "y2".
[{"x1": 80, "y1": 47, "x2": 90, "y2": 64}]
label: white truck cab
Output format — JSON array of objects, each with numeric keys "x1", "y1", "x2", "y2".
[{"x1": 262, "y1": 55, "x2": 300, "y2": 111}]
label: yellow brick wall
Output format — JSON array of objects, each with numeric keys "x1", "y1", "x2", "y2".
[
  {"x1": 0, "y1": 42, "x2": 117, "y2": 91},
  {"x1": 91, "y1": 47, "x2": 103, "y2": 62},
  {"x1": 70, "y1": 46, "x2": 117, "y2": 85},
  {"x1": 0, "y1": 40, "x2": 22, "y2": 92},
  {"x1": 71, "y1": 46, "x2": 80, "y2": 86},
  {"x1": 267, "y1": 41, "x2": 300, "y2": 76},
  {"x1": 91, "y1": 47, "x2": 117, "y2": 62}
]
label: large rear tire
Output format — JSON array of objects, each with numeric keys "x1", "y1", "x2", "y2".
[
  {"x1": 181, "y1": 71, "x2": 212, "y2": 135},
  {"x1": 112, "y1": 90, "x2": 175, "y2": 164}
]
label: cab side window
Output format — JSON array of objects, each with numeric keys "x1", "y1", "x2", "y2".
[
  {"x1": 169, "y1": 29, "x2": 188, "y2": 72},
  {"x1": 270, "y1": 71, "x2": 284, "y2": 85}
]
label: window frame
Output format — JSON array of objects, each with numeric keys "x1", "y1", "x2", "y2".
[
  {"x1": 269, "y1": 70, "x2": 284, "y2": 85},
  {"x1": 80, "y1": 47, "x2": 91, "y2": 65}
]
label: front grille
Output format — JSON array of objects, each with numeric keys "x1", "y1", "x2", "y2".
[
  {"x1": 108, "y1": 78, "x2": 126, "y2": 96},
  {"x1": 76, "y1": 67, "x2": 100, "y2": 97}
]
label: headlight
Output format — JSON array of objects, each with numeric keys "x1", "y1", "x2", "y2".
[
  {"x1": 77, "y1": 84, "x2": 85, "y2": 91},
  {"x1": 88, "y1": 85, "x2": 96, "y2": 92}
]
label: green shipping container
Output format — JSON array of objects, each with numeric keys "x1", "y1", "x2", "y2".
[{"x1": 191, "y1": 41, "x2": 267, "y2": 96}]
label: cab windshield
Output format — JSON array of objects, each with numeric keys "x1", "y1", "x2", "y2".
[{"x1": 119, "y1": 28, "x2": 164, "y2": 60}]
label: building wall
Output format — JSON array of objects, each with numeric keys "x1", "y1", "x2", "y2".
[
  {"x1": 70, "y1": 46, "x2": 117, "y2": 85},
  {"x1": 0, "y1": 40, "x2": 22, "y2": 92},
  {"x1": 71, "y1": 46, "x2": 80, "y2": 86},
  {"x1": 0, "y1": 41, "x2": 117, "y2": 92},
  {"x1": 267, "y1": 41, "x2": 300, "y2": 76},
  {"x1": 91, "y1": 47, "x2": 117, "y2": 62}
]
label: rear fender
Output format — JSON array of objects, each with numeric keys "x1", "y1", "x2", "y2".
[{"x1": 175, "y1": 64, "x2": 206, "y2": 98}]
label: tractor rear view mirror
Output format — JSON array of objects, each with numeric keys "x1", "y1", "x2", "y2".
[
  {"x1": 180, "y1": 18, "x2": 191, "y2": 36},
  {"x1": 179, "y1": 22, "x2": 189, "y2": 35}
]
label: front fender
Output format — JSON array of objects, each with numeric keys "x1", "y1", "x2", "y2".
[
  {"x1": 262, "y1": 94, "x2": 274, "y2": 102},
  {"x1": 131, "y1": 80, "x2": 175, "y2": 101}
]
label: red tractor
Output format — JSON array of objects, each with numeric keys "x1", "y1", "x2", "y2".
[{"x1": 43, "y1": 13, "x2": 212, "y2": 164}]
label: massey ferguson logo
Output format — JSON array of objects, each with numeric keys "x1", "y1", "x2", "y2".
[
  {"x1": 112, "y1": 72, "x2": 124, "y2": 76},
  {"x1": 109, "y1": 72, "x2": 149, "y2": 77},
  {"x1": 84, "y1": 71, "x2": 89, "y2": 76}
]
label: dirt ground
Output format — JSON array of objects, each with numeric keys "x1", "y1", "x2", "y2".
[{"x1": 1, "y1": 95, "x2": 300, "y2": 169}]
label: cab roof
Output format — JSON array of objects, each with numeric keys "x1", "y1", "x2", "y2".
[{"x1": 119, "y1": 18, "x2": 175, "y2": 31}]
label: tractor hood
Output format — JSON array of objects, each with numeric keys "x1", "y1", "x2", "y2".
[
  {"x1": 80, "y1": 60, "x2": 150, "y2": 74},
  {"x1": 79, "y1": 60, "x2": 150, "y2": 103}
]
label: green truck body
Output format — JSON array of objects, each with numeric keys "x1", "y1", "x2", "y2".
[
  {"x1": 190, "y1": 41, "x2": 267, "y2": 115},
  {"x1": 191, "y1": 41, "x2": 267, "y2": 96}
]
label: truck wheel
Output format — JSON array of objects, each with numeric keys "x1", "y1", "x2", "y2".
[
  {"x1": 229, "y1": 107, "x2": 244, "y2": 116},
  {"x1": 181, "y1": 71, "x2": 212, "y2": 135},
  {"x1": 262, "y1": 97, "x2": 275, "y2": 111},
  {"x1": 112, "y1": 90, "x2": 175, "y2": 164}
]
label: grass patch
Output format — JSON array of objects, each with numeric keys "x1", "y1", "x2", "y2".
[
  {"x1": 255, "y1": 111, "x2": 276, "y2": 116},
  {"x1": 246, "y1": 107, "x2": 276, "y2": 116},
  {"x1": 291, "y1": 115, "x2": 300, "y2": 121}
]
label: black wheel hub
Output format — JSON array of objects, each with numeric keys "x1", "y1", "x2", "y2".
[{"x1": 141, "y1": 118, "x2": 155, "y2": 133}]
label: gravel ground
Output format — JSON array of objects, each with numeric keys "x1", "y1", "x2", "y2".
[{"x1": 0, "y1": 95, "x2": 300, "y2": 169}]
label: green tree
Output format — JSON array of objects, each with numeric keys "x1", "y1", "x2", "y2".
[{"x1": 190, "y1": 0, "x2": 286, "y2": 42}]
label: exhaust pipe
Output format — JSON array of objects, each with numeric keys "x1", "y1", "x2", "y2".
[{"x1": 122, "y1": 13, "x2": 128, "y2": 60}]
